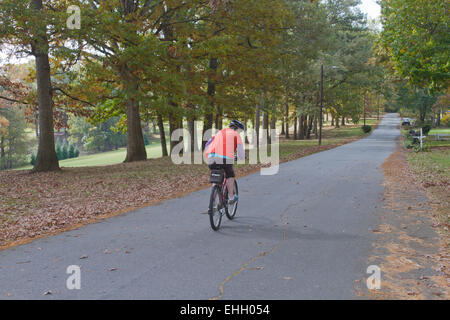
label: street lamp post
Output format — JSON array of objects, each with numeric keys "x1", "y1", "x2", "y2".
[{"x1": 319, "y1": 64, "x2": 324, "y2": 146}]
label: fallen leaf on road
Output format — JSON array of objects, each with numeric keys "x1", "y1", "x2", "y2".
[{"x1": 248, "y1": 267, "x2": 263, "y2": 271}]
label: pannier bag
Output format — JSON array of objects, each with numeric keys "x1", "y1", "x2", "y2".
[{"x1": 210, "y1": 169, "x2": 224, "y2": 184}]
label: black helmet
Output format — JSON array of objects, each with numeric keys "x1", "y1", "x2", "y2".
[{"x1": 229, "y1": 120, "x2": 245, "y2": 131}]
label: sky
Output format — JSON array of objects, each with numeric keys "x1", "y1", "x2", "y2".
[{"x1": 359, "y1": 0, "x2": 381, "y2": 21}]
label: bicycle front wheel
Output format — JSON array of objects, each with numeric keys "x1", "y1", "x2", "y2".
[{"x1": 209, "y1": 185, "x2": 223, "y2": 231}]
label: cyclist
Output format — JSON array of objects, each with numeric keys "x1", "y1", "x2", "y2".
[{"x1": 205, "y1": 120, "x2": 245, "y2": 205}]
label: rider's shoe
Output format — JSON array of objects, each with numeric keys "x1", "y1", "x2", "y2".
[{"x1": 228, "y1": 195, "x2": 238, "y2": 205}]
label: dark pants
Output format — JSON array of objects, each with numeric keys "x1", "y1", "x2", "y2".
[{"x1": 208, "y1": 159, "x2": 235, "y2": 178}]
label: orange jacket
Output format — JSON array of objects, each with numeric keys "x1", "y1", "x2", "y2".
[{"x1": 205, "y1": 128, "x2": 243, "y2": 160}]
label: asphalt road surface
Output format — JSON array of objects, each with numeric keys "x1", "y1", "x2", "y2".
[{"x1": 0, "y1": 114, "x2": 400, "y2": 299}]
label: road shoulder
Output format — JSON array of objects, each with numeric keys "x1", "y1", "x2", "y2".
[{"x1": 359, "y1": 144, "x2": 449, "y2": 299}]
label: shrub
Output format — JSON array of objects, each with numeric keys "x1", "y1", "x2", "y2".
[
  {"x1": 442, "y1": 114, "x2": 450, "y2": 127},
  {"x1": 61, "y1": 141, "x2": 69, "y2": 160},
  {"x1": 55, "y1": 142, "x2": 62, "y2": 160},
  {"x1": 30, "y1": 153, "x2": 36, "y2": 166},
  {"x1": 68, "y1": 143, "x2": 75, "y2": 158},
  {"x1": 422, "y1": 124, "x2": 432, "y2": 135},
  {"x1": 403, "y1": 139, "x2": 413, "y2": 149},
  {"x1": 74, "y1": 147, "x2": 80, "y2": 158},
  {"x1": 143, "y1": 133, "x2": 150, "y2": 146},
  {"x1": 362, "y1": 125, "x2": 372, "y2": 133}
]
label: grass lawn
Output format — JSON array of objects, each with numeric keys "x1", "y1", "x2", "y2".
[
  {"x1": 408, "y1": 148, "x2": 450, "y2": 178},
  {"x1": 429, "y1": 128, "x2": 450, "y2": 134},
  {"x1": 407, "y1": 148, "x2": 449, "y2": 237},
  {"x1": 16, "y1": 141, "x2": 163, "y2": 170},
  {"x1": 322, "y1": 124, "x2": 372, "y2": 139}
]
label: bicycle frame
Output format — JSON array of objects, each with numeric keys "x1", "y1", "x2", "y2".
[{"x1": 212, "y1": 176, "x2": 228, "y2": 205}]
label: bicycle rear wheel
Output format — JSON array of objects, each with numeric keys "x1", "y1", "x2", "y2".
[
  {"x1": 225, "y1": 180, "x2": 238, "y2": 220},
  {"x1": 209, "y1": 185, "x2": 223, "y2": 231}
]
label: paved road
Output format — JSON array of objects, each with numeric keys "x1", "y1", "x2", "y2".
[{"x1": 0, "y1": 114, "x2": 400, "y2": 299}]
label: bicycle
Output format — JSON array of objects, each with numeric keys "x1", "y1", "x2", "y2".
[{"x1": 208, "y1": 169, "x2": 239, "y2": 231}]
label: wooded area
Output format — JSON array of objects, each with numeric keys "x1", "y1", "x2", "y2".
[{"x1": 0, "y1": 0, "x2": 448, "y2": 171}]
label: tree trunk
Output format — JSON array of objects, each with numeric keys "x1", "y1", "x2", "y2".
[
  {"x1": 293, "y1": 116, "x2": 297, "y2": 140},
  {"x1": 303, "y1": 116, "x2": 308, "y2": 137},
  {"x1": 307, "y1": 115, "x2": 313, "y2": 139},
  {"x1": 186, "y1": 103, "x2": 198, "y2": 154},
  {"x1": 255, "y1": 105, "x2": 261, "y2": 150},
  {"x1": 202, "y1": 112, "x2": 213, "y2": 151},
  {"x1": 263, "y1": 111, "x2": 269, "y2": 145},
  {"x1": 35, "y1": 114, "x2": 39, "y2": 137},
  {"x1": 363, "y1": 93, "x2": 367, "y2": 126},
  {"x1": 251, "y1": 116, "x2": 255, "y2": 145},
  {"x1": 298, "y1": 114, "x2": 304, "y2": 140},
  {"x1": 0, "y1": 136, "x2": 4, "y2": 159},
  {"x1": 203, "y1": 57, "x2": 217, "y2": 151},
  {"x1": 179, "y1": 118, "x2": 184, "y2": 148},
  {"x1": 31, "y1": 0, "x2": 59, "y2": 172},
  {"x1": 270, "y1": 114, "x2": 276, "y2": 145},
  {"x1": 119, "y1": 66, "x2": 147, "y2": 163},
  {"x1": 124, "y1": 97, "x2": 147, "y2": 162},
  {"x1": 285, "y1": 97, "x2": 290, "y2": 139},
  {"x1": 7, "y1": 138, "x2": 13, "y2": 169},
  {"x1": 243, "y1": 117, "x2": 250, "y2": 144},
  {"x1": 341, "y1": 116, "x2": 345, "y2": 126},
  {"x1": 157, "y1": 113, "x2": 168, "y2": 157},
  {"x1": 187, "y1": 119, "x2": 195, "y2": 153},
  {"x1": 168, "y1": 111, "x2": 179, "y2": 154},
  {"x1": 215, "y1": 107, "x2": 223, "y2": 130},
  {"x1": 314, "y1": 116, "x2": 318, "y2": 139},
  {"x1": 151, "y1": 119, "x2": 157, "y2": 134}
]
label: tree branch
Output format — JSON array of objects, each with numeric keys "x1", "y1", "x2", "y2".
[
  {"x1": 52, "y1": 87, "x2": 96, "y2": 108},
  {"x1": 0, "y1": 95, "x2": 29, "y2": 105}
]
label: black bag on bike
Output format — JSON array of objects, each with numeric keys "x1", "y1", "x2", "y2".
[{"x1": 210, "y1": 169, "x2": 224, "y2": 184}]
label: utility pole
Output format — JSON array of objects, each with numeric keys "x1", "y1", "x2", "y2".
[
  {"x1": 363, "y1": 92, "x2": 367, "y2": 127},
  {"x1": 377, "y1": 96, "x2": 380, "y2": 121},
  {"x1": 319, "y1": 65, "x2": 324, "y2": 146}
]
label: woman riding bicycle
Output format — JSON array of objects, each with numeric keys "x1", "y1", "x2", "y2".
[{"x1": 205, "y1": 120, "x2": 245, "y2": 205}]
